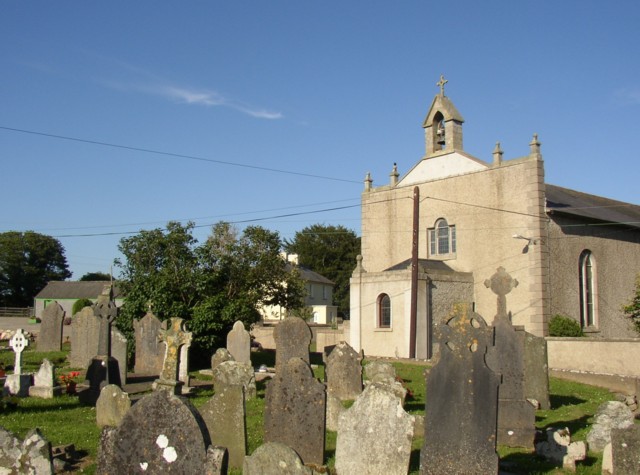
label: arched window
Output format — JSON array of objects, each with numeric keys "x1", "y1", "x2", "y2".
[
  {"x1": 579, "y1": 250, "x2": 597, "y2": 328},
  {"x1": 428, "y1": 218, "x2": 456, "y2": 256},
  {"x1": 377, "y1": 293, "x2": 391, "y2": 328},
  {"x1": 432, "y1": 112, "x2": 446, "y2": 152}
]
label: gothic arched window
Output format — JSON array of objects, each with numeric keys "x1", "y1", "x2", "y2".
[
  {"x1": 579, "y1": 250, "x2": 597, "y2": 328},
  {"x1": 377, "y1": 293, "x2": 391, "y2": 328}
]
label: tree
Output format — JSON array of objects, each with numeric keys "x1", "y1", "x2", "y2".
[
  {"x1": 0, "y1": 231, "x2": 72, "y2": 307},
  {"x1": 623, "y1": 273, "x2": 640, "y2": 333},
  {"x1": 285, "y1": 224, "x2": 361, "y2": 318},
  {"x1": 115, "y1": 221, "x2": 306, "y2": 363},
  {"x1": 79, "y1": 272, "x2": 111, "y2": 281}
]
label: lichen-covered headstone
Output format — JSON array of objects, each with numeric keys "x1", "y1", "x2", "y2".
[
  {"x1": 38, "y1": 301, "x2": 65, "y2": 352},
  {"x1": 587, "y1": 401, "x2": 635, "y2": 452},
  {"x1": 29, "y1": 359, "x2": 62, "y2": 398},
  {"x1": 420, "y1": 303, "x2": 500, "y2": 474},
  {"x1": 155, "y1": 317, "x2": 192, "y2": 395},
  {"x1": 363, "y1": 360, "x2": 406, "y2": 403},
  {"x1": 610, "y1": 425, "x2": 640, "y2": 475},
  {"x1": 211, "y1": 348, "x2": 234, "y2": 372},
  {"x1": 96, "y1": 389, "x2": 212, "y2": 474},
  {"x1": 227, "y1": 320, "x2": 251, "y2": 364},
  {"x1": 264, "y1": 357, "x2": 325, "y2": 466},
  {"x1": 96, "y1": 384, "x2": 131, "y2": 428},
  {"x1": 335, "y1": 384, "x2": 414, "y2": 475},
  {"x1": 0, "y1": 427, "x2": 54, "y2": 475},
  {"x1": 524, "y1": 331, "x2": 550, "y2": 410},
  {"x1": 69, "y1": 306, "x2": 100, "y2": 368},
  {"x1": 273, "y1": 317, "x2": 312, "y2": 368},
  {"x1": 213, "y1": 360, "x2": 256, "y2": 400},
  {"x1": 243, "y1": 442, "x2": 312, "y2": 475},
  {"x1": 200, "y1": 385, "x2": 246, "y2": 469},
  {"x1": 325, "y1": 341, "x2": 362, "y2": 401},
  {"x1": 133, "y1": 311, "x2": 166, "y2": 375}
]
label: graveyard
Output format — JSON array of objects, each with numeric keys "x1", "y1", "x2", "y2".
[{"x1": 0, "y1": 325, "x2": 630, "y2": 474}]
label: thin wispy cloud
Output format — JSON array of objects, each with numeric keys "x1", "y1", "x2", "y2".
[{"x1": 613, "y1": 88, "x2": 640, "y2": 106}]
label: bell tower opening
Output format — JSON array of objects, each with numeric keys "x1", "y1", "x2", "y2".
[{"x1": 433, "y1": 112, "x2": 446, "y2": 151}]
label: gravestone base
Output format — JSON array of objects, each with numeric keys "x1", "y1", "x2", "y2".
[
  {"x1": 79, "y1": 356, "x2": 121, "y2": 405},
  {"x1": 153, "y1": 378, "x2": 184, "y2": 395},
  {"x1": 29, "y1": 385, "x2": 63, "y2": 399},
  {"x1": 497, "y1": 399, "x2": 537, "y2": 448},
  {"x1": 4, "y1": 374, "x2": 32, "y2": 397}
]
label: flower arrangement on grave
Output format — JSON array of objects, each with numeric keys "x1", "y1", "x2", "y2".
[{"x1": 59, "y1": 371, "x2": 81, "y2": 394}]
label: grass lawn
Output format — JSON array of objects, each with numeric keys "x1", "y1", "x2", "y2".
[{"x1": 0, "y1": 347, "x2": 619, "y2": 474}]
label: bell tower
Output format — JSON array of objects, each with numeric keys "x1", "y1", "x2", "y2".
[{"x1": 423, "y1": 75, "x2": 465, "y2": 157}]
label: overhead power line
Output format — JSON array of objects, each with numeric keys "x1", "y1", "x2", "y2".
[{"x1": 0, "y1": 125, "x2": 362, "y2": 184}]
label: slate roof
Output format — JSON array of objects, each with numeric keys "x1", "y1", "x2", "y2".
[
  {"x1": 385, "y1": 259, "x2": 456, "y2": 273},
  {"x1": 545, "y1": 184, "x2": 640, "y2": 230},
  {"x1": 286, "y1": 264, "x2": 334, "y2": 285},
  {"x1": 35, "y1": 281, "x2": 123, "y2": 299}
]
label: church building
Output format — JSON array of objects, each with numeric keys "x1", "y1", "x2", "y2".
[{"x1": 350, "y1": 77, "x2": 640, "y2": 359}]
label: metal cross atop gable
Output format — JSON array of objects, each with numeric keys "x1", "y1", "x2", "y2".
[
  {"x1": 436, "y1": 74, "x2": 448, "y2": 96},
  {"x1": 9, "y1": 329, "x2": 29, "y2": 375},
  {"x1": 484, "y1": 266, "x2": 519, "y2": 319}
]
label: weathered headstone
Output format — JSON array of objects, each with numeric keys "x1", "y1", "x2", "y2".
[
  {"x1": 610, "y1": 425, "x2": 640, "y2": 475},
  {"x1": 155, "y1": 317, "x2": 192, "y2": 395},
  {"x1": 133, "y1": 311, "x2": 166, "y2": 375},
  {"x1": 524, "y1": 331, "x2": 551, "y2": 410},
  {"x1": 96, "y1": 384, "x2": 131, "y2": 428},
  {"x1": 96, "y1": 389, "x2": 214, "y2": 474},
  {"x1": 264, "y1": 357, "x2": 325, "y2": 466},
  {"x1": 5, "y1": 328, "x2": 31, "y2": 397},
  {"x1": 273, "y1": 317, "x2": 312, "y2": 368},
  {"x1": 586, "y1": 400, "x2": 635, "y2": 452},
  {"x1": 38, "y1": 302, "x2": 65, "y2": 352},
  {"x1": 213, "y1": 360, "x2": 257, "y2": 400},
  {"x1": 325, "y1": 341, "x2": 362, "y2": 401},
  {"x1": 0, "y1": 427, "x2": 54, "y2": 475},
  {"x1": 243, "y1": 442, "x2": 312, "y2": 475},
  {"x1": 29, "y1": 359, "x2": 62, "y2": 399},
  {"x1": 335, "y1": 383, "x2": 414, "y2": 475},
  {"x1": 485, "y1": 267, "x2": 536, "y2": 449},
  {"x1": 111, "y1": 328, "x2": 128, "y2": 385},
  {"x1": 200, "y1": 385, "x2": 246, "y2": 469},
  {"x1": 69, "y1": 306, "x2": 100, "y2": 368},
  {"x1": 211, "y1": 348, "x2": 234, "y2": 373},
  {"x1": 420, "y1": 303, "x2": 500, "y2": 474},
  {"x1": 227, "y1": 320, "x2": 251, "y2": 364},
  {"x1": 364, "y1": 360, "x2": 406, "y2": 403}
]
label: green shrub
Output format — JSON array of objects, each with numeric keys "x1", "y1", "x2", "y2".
[
  {"x1": 548, "y1": 314, "x2": 583, "y2": 337},
  {"x1": 71, "y1": 298, "x2": 94, "y2": 316}
]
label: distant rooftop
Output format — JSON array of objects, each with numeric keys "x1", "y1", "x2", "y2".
[{"x1": 35, "y1": 281, "x2": 123, "y2": 300}]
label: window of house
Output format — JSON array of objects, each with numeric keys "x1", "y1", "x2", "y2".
[
  {"x1": 309, "y1": 283, "x2": 315, "y2": 298},
  {"x1": 579, "y1": 250, "x2": 597, "y2": 328},
  {"x1": 428, "y1": 218, "x2": 456, "y2": 257},
  {"x1": 377, "y1": 293, "x2": 391, "y2": 328},
  {"x1": 323, "y1": 285, "x2": 328, "y2": 300}
]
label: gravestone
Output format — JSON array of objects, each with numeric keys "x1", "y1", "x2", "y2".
[
  {"x1": 273, "y1": 317, "x2": 312, "y2": 368},
  {"x1": 243, "y1": 442, "x2": 312, "y2": 475},
  {"x1": 213, "y1": 360, "x2": 257, "y2": 400},
  {"x1": 0, "y1": 427, "x2": 54, "y2": 475},
  {"x1": 38, "y1": 302, "x2": 65, "y2": 352},
  {"x1": 200, "y1": 385, "x2": 246, "y2": 469},
  {"x1": 29, "y1": 359, "x2": 62, "y2": 399},
  {"x1": 133, "y1": 311, "x2": 166, "y2": 375},
  {"x1": 364, "y1": 360, "x2": 406, "y2": 403},
  {"x1": 264, "y1": 357, "x2": 326, "y2": 466},
  {"x1": 610, "y1": 425, "x2": 640, "y2": 475},
  {"x1": 69, "y1": 306, "x2": 100, "y2": 368},
  {"x1": 96, "y1": 389, "x2": 214, "y2": 474},
  {"x1": 227, "y1": 320, "x2": 251, "y2": 364},
  {"x1": 5, "y1": 328, "x2": 31, "y2": 397},
  {"x1": 335, "y1": 383, "x2": 414, "y2": 475},
  {"x1": 325, "y1": 341, "x2": 362, "y2": 401},
  {"x1": 155, "y1": 317, "x2": 192, "y2": 395},
  {"x1": 111, "y1": 329, "x2": 128, "y2": 385},
  {"x1": 587, "y1": 400, "x2": 635, "y2": 452},
  {"x1": 485, "y1": 267, "x2": 536, "y2": 449},
  {"x1": 211, "y1": 348, "x2": 234, "y2": 372},
  {"x1": 420, "y1": 303, "x2": 500, "y2": 474},
  {"x1": 96, "y1": 384, "x2": 131, "y2": 428},
  {"x1": 524, "y1": 331, "x2": 550, "y2": 409}
]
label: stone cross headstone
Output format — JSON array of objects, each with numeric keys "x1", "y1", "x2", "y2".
[
  {"x1": 484, "y1": 268, "x2": 536, "y2": 448},
  {"x1": 38, "y1": 302, "x2": 65, "y2": 352},
  {"x1": 335, "y1": 384, "x2": 414, "y2": 475},
  {"x1": 96, "y1": 384, "x2": 131, "y2": 428},
  {"x1": 155, "y1": 317, "x2": 192, "y2": 395},
  {"x1": 97, "y1": 389, "x2": 215, "y2": 474},
  {"x1": 243, "y1": 442, "x2": 312, "y2": 475},
  {"x1": 420, "y1": 303, "x2": 500, "y2": 474},
  {"x1": 28, "y1": 359, "x2": 62, "y2": 399},
  {"x1": 227, "y1": 320, "x2": 251, "y2": 364},
  {"x1": 133, "y1": 311, "x2": 166, "y2": 375},
  {"x1": 94, "y1": 286, "x2": 117, "y2": 358},
  {"x1": 9, "y1": 329, "x2": 28, "y2": 375},
  {"x1": 264, "y1": 357, "x2": 326, "y2": 466},
  {"x1": 200, "y1": 384, "x2": 246, "y2": 469},
  {"x1": 69, "y1": 306, "x2": 100, "y2": 368},
  {"x1": 273, "y1": 317, "x2": 312, "y2": 368}
]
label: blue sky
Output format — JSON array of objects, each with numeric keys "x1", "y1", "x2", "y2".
[{"x1": 1, "y1": 1, "x2": 639, "y2": 279}]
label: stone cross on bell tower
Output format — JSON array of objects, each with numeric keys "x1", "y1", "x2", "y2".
[
  {"x1": 436, "y1": 74, "x2": 448, "y2": 96},
  {"x1": 484, "y1": 266, "x2": 519, "y2": 319}
]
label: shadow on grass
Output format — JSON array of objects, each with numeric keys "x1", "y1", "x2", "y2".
[
  {"x1": 540, "y1": 415, "x2": 592, "y2": 438},
  {"x1": 550, "y1": 394, "x2": 586, "y2": 409}
]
